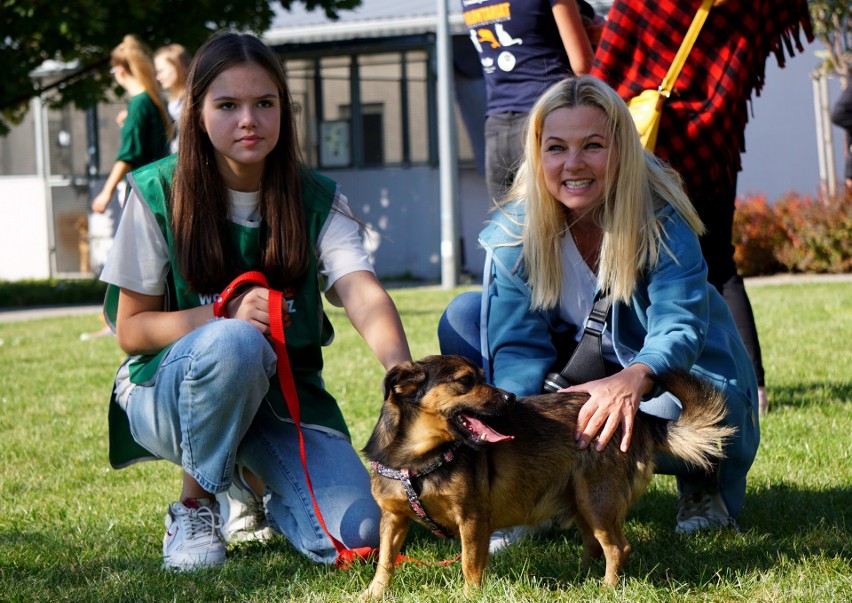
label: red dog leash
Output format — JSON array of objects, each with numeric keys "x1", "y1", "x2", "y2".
[
  {"x1": 214, "y1": 271, "x2": 375, "y2": 568},
  {"x1": 215, "y1": 272, "x2": 461, "y2": 570}
]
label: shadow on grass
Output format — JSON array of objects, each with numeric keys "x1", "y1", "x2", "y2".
[
  {"x1": 769, "y1": 381, "x2": 852, "y2": 411},
  {"x1": 222, "y1": 483, "x2": 848, "y2": 593},
  {"x1": 482, "y1": 482, "x2": 850, "y2": 590},
  {"x1": 350, "y1": 482, "x2": 849, "y2": 591},
  {"x1": 0, "y1": 530, "x2": 367, "y2": 600},
  {"x1": 0, "y1": 484, "x2": 846, "y2": 595}
]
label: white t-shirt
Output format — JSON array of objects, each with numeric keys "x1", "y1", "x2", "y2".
[
  {"x1": 558, "y1": 230, "x2": 618, "y2": 363},
  {"x1": 100, "y1": 185, "x2": 374, "y2": 302},
  {"x1": 100, "y1": 185, "x2": 375, "y2": 409},
  {"x1": 167, "y1": 98, "x2": 183, "y2": 154}
]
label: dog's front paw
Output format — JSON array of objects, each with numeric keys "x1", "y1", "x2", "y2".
[{"x1": 361, "y1": 581, "x2": 387, "y2": 601}]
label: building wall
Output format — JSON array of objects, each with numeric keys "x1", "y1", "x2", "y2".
[
  {"x1": 0, "y1": 177, "x2": 51, "y2": 280},
  {"x1": 321, "y1": 165, "x2": 491, "y2": 281},
  {"x1": 738, "y1": 41, "x2": 835, "y2": 200}
]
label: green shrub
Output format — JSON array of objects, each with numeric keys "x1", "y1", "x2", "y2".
[
  {"x1": 774, "y1": 191, "x2": 852, "y2": 273},
  {"x1": 0, "y1": 278, "x2": 107, "y2": 308}
]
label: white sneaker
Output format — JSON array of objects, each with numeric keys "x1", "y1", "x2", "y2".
[
  {"x1": 489, "y1": 526, "x2": 530, "y2": 555},
  {"x1": 489, "y1": 520, "x2": 552, "y2": 555},
  {"x1": 79, "y1": 325, "x2": 114, "y2": 341},
  {"x1": 675, "y1": 491, "x2": 736, "y2": 534},
  {"x1": 162, "y1": 498, "x2": 226, "y2": 571},
  {"x1": 215, "y1": 467, "x2": 274, "y2": 544}
]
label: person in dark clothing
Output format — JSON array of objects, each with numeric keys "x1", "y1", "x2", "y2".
[
  {"x1": 591, "y1": 0, "x2": 814, "y2": 417},
  {"x1": 461, "y1": 0, "x2": 595, "y2": 202},
  {"x1": 831, "y1": 80, "x2": 852, "y2": 190}
]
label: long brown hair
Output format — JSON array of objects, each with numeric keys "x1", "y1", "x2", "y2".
[
  {"x1": 171, "y1": 31, "x2": 309, "y2": 294},
  {"x1": 111, "y1": 35, "x2": 173, "y2": 140}
]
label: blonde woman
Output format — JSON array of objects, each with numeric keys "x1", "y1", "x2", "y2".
[
  {"x1": 92, "y1": 35, "x2": 170, "y2": 213},
  {"x1": 438, "y1": 76, "x2": 759, "y2": 549},
  {"x1": 154, "y1": 43, "x2": 192, "y2": 152}
]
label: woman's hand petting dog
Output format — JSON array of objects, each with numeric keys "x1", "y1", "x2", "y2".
[{"x1": 567, "y1": 363, "x2": 655, "y2": 452}]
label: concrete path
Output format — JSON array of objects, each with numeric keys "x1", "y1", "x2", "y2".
[
  {"x1": 0, "y1": 303, "x2": 103, "y2": 323},
  {"x1": 742, "y1": 272, "x2": 852, "y2": 287}
]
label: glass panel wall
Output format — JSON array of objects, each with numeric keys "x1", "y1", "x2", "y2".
[
  {"x1": 284, "y1": 58, "x2": 318, "y2": 165},
  {"x1": 282, "y1": 45, "x2": 464, "y2": 171},
  {"x1": 318, "y1": 56, "x2": 353, "y2": 168}
]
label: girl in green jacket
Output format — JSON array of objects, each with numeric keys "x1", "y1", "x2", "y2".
[{"x1": 100, "y1": 31, "x2": 410, "y2": 571}]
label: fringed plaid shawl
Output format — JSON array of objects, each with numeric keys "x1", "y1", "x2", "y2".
[{"x1": 591, "y1": 0, "x2": 813, "y2": 194}]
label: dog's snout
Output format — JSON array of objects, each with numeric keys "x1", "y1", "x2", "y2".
[{"x1": 500, "y1": 390, "x2": 515, "y2": 405}]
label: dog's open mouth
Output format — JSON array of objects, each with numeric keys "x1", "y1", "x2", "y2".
[{"x1": 456, "y1": 412, "x2": 514, "y2": 444}]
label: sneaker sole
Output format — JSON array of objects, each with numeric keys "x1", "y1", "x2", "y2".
[{"x1": 163, "y1": 551, "x2": 227, "y2": 571}]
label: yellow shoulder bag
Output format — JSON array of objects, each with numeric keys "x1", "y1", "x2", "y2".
[{"x1": 627, "y1": 0, "x2": 713, "y2": 151}]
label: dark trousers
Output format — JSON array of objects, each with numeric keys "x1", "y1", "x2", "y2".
[
  {"x1": 484, "y1": 111, "x2": 527, "y2": 202},
  {"x1": 690, "y1": 180, "x2": 765, "y2": 386}
]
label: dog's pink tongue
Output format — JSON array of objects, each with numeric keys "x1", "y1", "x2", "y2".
[{"x1": 461, "y1": 413, "x2": 514, "y2": 443}]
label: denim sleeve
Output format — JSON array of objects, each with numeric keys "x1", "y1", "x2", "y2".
[
  {"x1": 629, "y1": 213, "x2": 709, "y2": 375},
  {"x1": 485, "y1": 251, "x2": 556, "y2": 397}
]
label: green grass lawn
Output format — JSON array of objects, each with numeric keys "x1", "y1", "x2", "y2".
[{"x1": 0, "y1": 282, "x2": 849, "y2": 602}]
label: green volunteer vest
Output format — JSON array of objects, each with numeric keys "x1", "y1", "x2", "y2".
[{"x1": 107, "y1": 155, "x2": 346, "y2": 469}]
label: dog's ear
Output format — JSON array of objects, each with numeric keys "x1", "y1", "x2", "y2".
[
  {"x1": 381, "y1": 365, "x2": 402, "y2": 401},
  {"x1": 382, "y1": 360, "x2": 427, "y2": 401},
  {"x1": 363, "y1": 398, "x2": 402, "y2": 462},
  {"x1": 366, "y1": 361, "x2": 425, "y2": 463}
]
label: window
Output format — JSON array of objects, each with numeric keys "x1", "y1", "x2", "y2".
[
  {"x1": 319, "y1": 56, "x2": 353, "y2": 168},
  {"x1": 283, "y1": 45, "x2": 437, "y2": 170},
  {"x1": 283, "y1": 58, "x2": 318, "y2": 165},
  {"x1": 340, "y1": 103, "x2": 384, "y2": 166}
]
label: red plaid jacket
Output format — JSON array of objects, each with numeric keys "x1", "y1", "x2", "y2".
[{"x1": 591, "y1": 0, "x2": 812, "y2": 195}]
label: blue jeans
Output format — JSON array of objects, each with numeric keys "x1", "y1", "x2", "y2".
[
  {"x1": 126, "y1": 318, "x2": 380, "y2": 563},
  {"x1": 437, "y1": 291, "x2": 742, "y2": 515},
  {"x1": 437, "y1": 290, "x2": 483, "y2": 364}
]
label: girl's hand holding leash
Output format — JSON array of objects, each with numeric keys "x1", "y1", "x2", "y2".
[{"x1": 224, "y1": 286, "x2": 270, "y2": 335}]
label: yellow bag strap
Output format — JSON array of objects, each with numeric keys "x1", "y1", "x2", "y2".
[{"x1": 659, "y1": 0, "x2": 713, "y2": 98}]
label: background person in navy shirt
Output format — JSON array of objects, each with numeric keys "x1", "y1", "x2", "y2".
[{"x1": 460, "y1": 0, "x2": 596, "y2": 201}]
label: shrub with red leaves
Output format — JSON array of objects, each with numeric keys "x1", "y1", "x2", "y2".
[
  {"x1": 774, "y1": 192, "x2": 852, "y2": 273},
  {"x1": 732, "y1": 191, "x2": 852, "y2": 276},
  {"x1": 732, "y1": 194, "x2": 788, "y2": 276}
]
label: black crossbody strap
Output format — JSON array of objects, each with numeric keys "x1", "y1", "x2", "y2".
[{"x1": 557, "y1": 291, "x2": 612, "y2": 385}]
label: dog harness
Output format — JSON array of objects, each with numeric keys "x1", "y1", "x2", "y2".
[{"x1": 370, "y1": 447, "x2": 459, "y2": 539}]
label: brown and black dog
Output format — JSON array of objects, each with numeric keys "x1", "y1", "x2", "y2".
[{"x1": 361, "y1": 355, "x2": 736, "y2": 599}]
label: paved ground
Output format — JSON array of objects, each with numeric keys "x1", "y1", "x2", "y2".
[
  {"x1": 1, "y1": 273, "x2": 850, "y2": 324},
  {"x1": 742, "y1": 272, "x2": 852, "y2": 287},
  {"x1": 0, "y1": 303, "x2": 104, "y2": 323}
]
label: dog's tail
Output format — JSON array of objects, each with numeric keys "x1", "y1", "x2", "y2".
[{"x1": 649, "y1": 371, "x2": 738, "y2": 473}]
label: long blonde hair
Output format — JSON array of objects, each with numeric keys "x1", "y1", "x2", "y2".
[
  {"x1": 111, "y1": 34, "x2": 173, "y2": 140},
  {"x1": 154, "y1": 43, "x2": 192, "y2": 101},
  {"x1": 503, "y1": 75, "x2": 703, "y2": 309}
]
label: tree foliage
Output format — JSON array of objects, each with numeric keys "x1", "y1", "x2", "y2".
[
  {"x1": 0, "y1": 0, "x2": 361, "y2": 135},
  {"x1": 809, "y1": 0, "x2": 852, "y2": 77}
]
